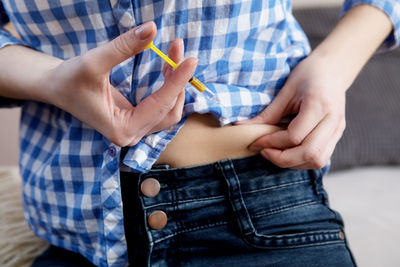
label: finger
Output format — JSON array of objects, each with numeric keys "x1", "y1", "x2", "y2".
[
  {"x1": 152, "y1": 57, "x2": 197, "y2": 104},
  {"x1": 250, "y1": 101, "x2": 325, "y2": 150},
  {"x1": 126, "y1": 57, "x2": 197, "y2": 139},
  {"x1": 290, "y1": 120, "x2": 345, "y2": 170},
  {"x1": 169, "y1": 38, "x2": 184, "y2": 62},
  {"x1": 167, "y1": 89, "x2": 185, "y2": 120},
  {"x1": 235, "y1": 83, "x2": 294, "y2": 125},
  {"x1": 260, "y1": 113, "x2": 344, "y2": 169},
  {"x1": 163, "y1": 38, "x2": 184, "y2": 77},
  {"x1": 283, "y1": 100, "x2": 325, "y2": 145},
  {"x1": 85, "y1": 21, "x2": 157, "y2": 74},
  {"x1": 260, "y1": 147, "x2": 302, "y2": 169},
  {"x1": 149, "y1": 90, "x2": 186, "y2": 134}
]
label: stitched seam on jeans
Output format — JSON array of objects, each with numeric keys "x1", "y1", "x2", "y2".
[
  {"x1": 242, "y1": 179, "x2": 310, "y2": 195},
  {"x1": 248, "y1": 230, "x2": 343, "y2": 249},
  {"x1": 246, "y1": 240, "x2": 344, "y2": 249},
  {"x1": 252, "y1": 200, "x2": 319, "y2": 218},
  {"x1": 144, "y1": 195, "x2": 224, "y2": 209},
  {"x1": 254, "y1": 229, "x2": 340, "y2": 239},
  {"x1": 153, "y1": 221, "x2": 228, "y2": 244}
]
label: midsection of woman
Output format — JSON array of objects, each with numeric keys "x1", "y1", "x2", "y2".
[{"x1": 156, "y1": 113, "x2": 282, "y2": 168}]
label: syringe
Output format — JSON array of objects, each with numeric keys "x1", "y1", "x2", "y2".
[{"x1": 145, "y1": 41, "x2": 218, "y2": 103}]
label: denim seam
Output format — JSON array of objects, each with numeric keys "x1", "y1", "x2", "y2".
[
  {"x1": 143, "y1": 195, "x2": 225, "y2": 209},
  {"x1": 254, "y1": 229, "x2": 340, "y2": 239},
  {"x1": 244, "y1": 239, "x2": 345, "y2": 250},
  {"x1": 252, "y1": 200, "x2": 319, "y2": 218},
  {"x1": 244, "y1": 230, "x2": 345, "y2": 249},
  {"x1": 242, "y1": 179, "x2": 310, "y2": 195},
  {"x1": 152, "y1": 221, "x2": 228, "y2": 244},
  {"x1": 219, "y1": 160, "x2": 256, "y2": 236}
]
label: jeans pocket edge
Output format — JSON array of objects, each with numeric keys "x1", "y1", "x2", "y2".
[{"x1": 242, "y1": 228, "x2": 346, "y2": 249}]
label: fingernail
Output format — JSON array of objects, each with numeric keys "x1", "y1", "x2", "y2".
[{"x1": 135, "y1": 22, "x2": 153, "y2": 40}]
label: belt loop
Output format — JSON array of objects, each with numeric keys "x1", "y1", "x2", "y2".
[
  {"x1": 310, "y1": 169, "x2": 329, "y2": 205},
  {"x1": 218, "y1": 159, "x2": 255, "y2": 236}
]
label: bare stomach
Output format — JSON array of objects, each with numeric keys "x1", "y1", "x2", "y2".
[{"x1": 155, "y1": 113, "x2": 282, "y2": 168}]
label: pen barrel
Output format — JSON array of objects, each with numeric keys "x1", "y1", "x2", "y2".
[
  {"x1": 189, "y1": 76, "x2": 206, "y2": 92},
  {"x1": 150, "y1": 45, "x2": 179, "y2": 69},
  {"x1": 147, "y1": 43, "x2": 209, "y2": 94}
]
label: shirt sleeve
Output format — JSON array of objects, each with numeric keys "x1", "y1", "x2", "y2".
[
  {"x1": 0, "y1": 2, "x2": 30, "y2": 107},
  {"x1": 0, "y1": 2, "x2": 29, "y2": 49},
  {"x1": 341, "y1": 0, "x2": 400, "y2": 50}
]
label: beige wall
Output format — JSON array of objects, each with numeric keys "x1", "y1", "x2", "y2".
[
  {"x1": 0, "y1": 108, "x2": 20, "y2": 166},
  {"x1": 0, "y1": 0, "x2": 343, "y2": 166}
]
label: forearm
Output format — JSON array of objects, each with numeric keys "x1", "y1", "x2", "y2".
[
  {"x1": 0, "y1": 45, "x2": 62, "y2": 103},
  {"x1": 310, "y1": 4, "x2": 393, "y2": 90}
]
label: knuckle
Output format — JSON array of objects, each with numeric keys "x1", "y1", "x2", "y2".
[
  {"x1": 273, "y1": 154, "x2": 292, "y2": 168},
  {"x1": 159, "y1": 102, "x2": 175, "y2": 114},
  {"x1": 112, "y1": 34, "x2": 133, "y2": 57},
  {"x1": 109, "y1": 135, "x2": 126, "y2": 147},
  {"x1": 171, "y1": 106, "x2": 183, "y2": 122},
  {"x1": 163, "y1": 113, "x2": 181, "y2": 129},
  {"x1": 108, "y1": 130, "x2": 133, "y2": 147},
  {"x1": 287, "y1": 129, "x2": 303, "y2": 145},
  {"x1": 127, "y1": 135, "x2": 141, "y2": 146},
  {"x1": 278, "y1": 160, "x2": 291, "y2": 169},
  {"x1": 312, "y1": 160, "x2": 326, "y2": 170},
  {"x1": 151, "y1": 91, "x2": 173, "y2": 106},
  {"x1": 304, "y1": 146, "x2": 324, "y2": 168},
  {"x1": 146, "y1": 95, "x2": 175, "y2": 116},
  {"x1": 171, "y1": 112, "x2": 182, "y2": 124}
]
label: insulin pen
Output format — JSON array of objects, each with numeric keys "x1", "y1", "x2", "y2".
[{"x1": 145, "y1": 41, "x2": 218, "y2": 103}]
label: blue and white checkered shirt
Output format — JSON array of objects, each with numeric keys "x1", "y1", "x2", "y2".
[{"x1": 1, "y1": 0, "x2": 399, "y2": 266}]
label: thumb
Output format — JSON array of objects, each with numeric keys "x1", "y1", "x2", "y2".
[{"x1": 84, "y1": 21, "x2": 157, "y2": 74}]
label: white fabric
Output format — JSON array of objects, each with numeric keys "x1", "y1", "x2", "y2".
[{"x1": 325, "y1": 167, "x2": 400, "y2": 267}]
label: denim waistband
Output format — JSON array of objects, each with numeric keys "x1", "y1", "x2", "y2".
[{"x1": 121, "y1": 155, "x2": 323, "y2": 207}]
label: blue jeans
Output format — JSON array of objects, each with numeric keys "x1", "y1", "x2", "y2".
[
  {"x1": 120, "y1": 155, "x2": 356, "y2": 267},
  {"x1": 32, "y1": 155, "x2": 356, "y2": 267}
]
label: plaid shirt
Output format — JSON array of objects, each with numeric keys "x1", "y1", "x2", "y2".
[{"x1": 1, "y1": 0, "x2": 399, "y2": 266}]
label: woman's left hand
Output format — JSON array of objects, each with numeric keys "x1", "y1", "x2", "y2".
[{"x1": 236, "y1": 53, "x2": 347, "y2": 170}]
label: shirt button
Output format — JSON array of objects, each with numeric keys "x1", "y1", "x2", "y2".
[
  {"x1": 108, "y1": 146, "x2": 117, "y2": 157},
  {"x1": 141, "y1": 178, "x2": 161, "y2": 198},
  {"x1": 148, "y1": 210, "x2": 168, "y2": 230}
]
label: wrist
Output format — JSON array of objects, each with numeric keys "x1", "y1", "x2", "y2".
[
  {"x1": 0, "y1": 45, "x2": 64, "y2": 104},
  {"x1": 307, "y1": 48, "x2": 354, "y2": 92},
  {"x1": 309, "y1": 4, "x2": 393, "y2": 92},
  {"x1": 37, "y1": 58, "x2": 65, "y2": 108}
]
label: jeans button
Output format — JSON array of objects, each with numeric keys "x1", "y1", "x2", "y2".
[
  {"x1": 148, "y1": 210, "x2": 168, "y2": 230},
  {"x1": 141, "y1": 178, "x2": 161, "y2": 198}
]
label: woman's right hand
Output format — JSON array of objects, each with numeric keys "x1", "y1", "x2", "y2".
[{"x1": 45, "y1": 22, "x2": 197, "y2": 146}]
